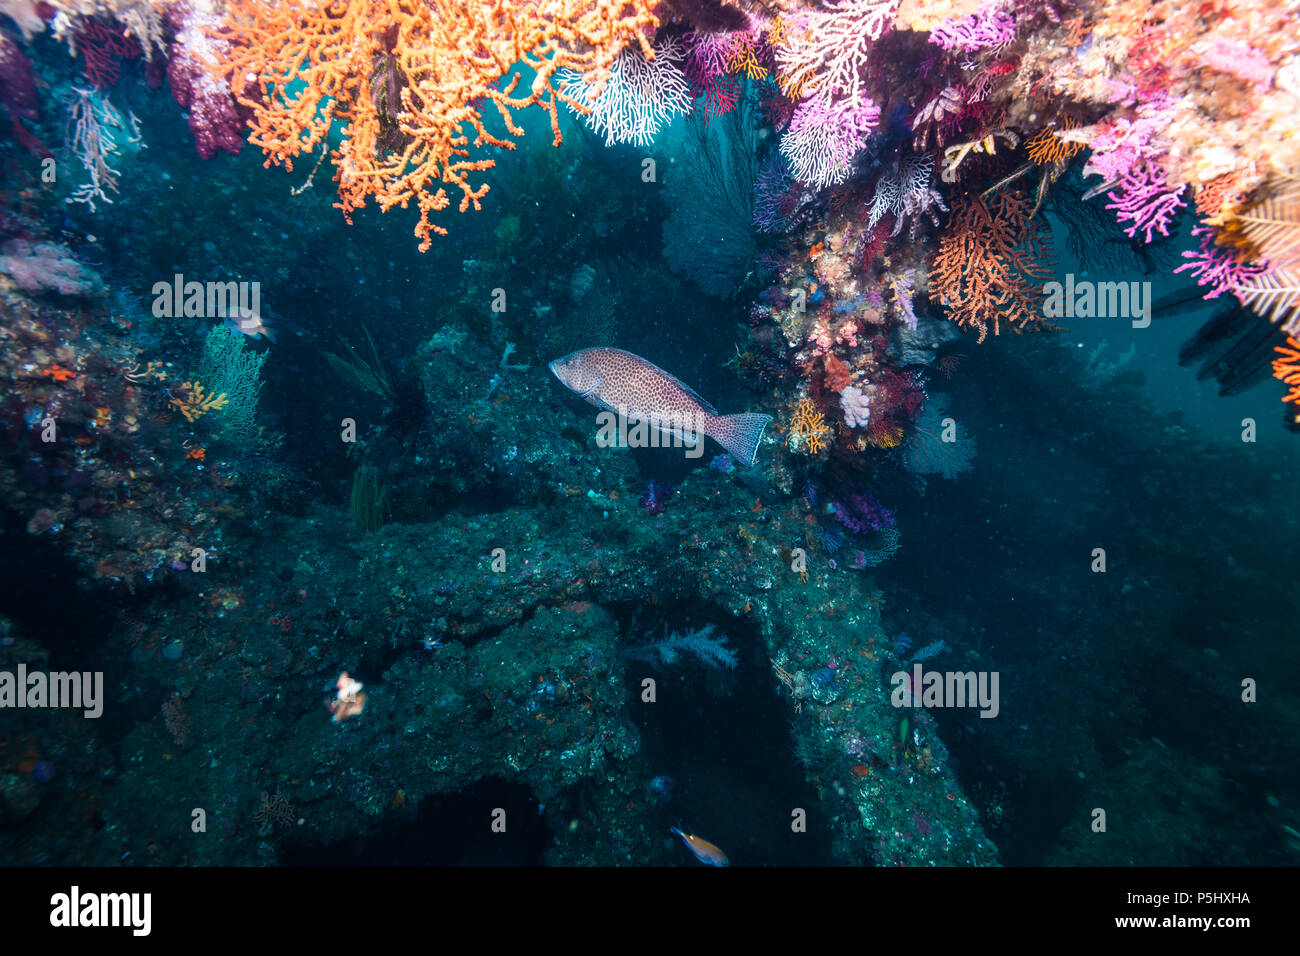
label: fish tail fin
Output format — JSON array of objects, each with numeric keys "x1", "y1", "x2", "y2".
[{"x1": 710, "y1": 413, "x2": 773, "y2": 467}]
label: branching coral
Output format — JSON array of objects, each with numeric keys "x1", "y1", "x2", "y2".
[
  {"x1": 43, "y1": 1, "x2": 165, "y2": 58},
  {"x1": 559, "y1": 36, "x2": 692, "y2": 146},
  {"x1": 773, "y1": 0, "x2": 899, "y2": 103},
  {"x1": 787, "y1": 397, "x2": 831, "y2": 454},
  {"x1": 930, "y1": 190, "x2": 1056, "y2": 343},
  {"x1": 771, "y1": 0, "x2": 896, "y2": 186},
  {"x1": 1274, "y1": 335, "x2": 1300, "y2": 404},
  {"x1": 1025, "y1": 118, "x2": 1081, "y2": 168},
  {"x1": 215, "y1": 0, "x2": 660, "y2": 249},
  {"x1": 781, "y1": 87, "x2": 881, "y2": 188},
  {"x1": 169, "y1": 380, "x2": 229, "y2": 422},
  {"x1": 64, "y1": 85, "x2": 141, "y2": 208}
]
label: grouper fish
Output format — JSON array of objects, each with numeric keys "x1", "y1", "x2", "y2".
[{"x1": 549, "y1": 347, "x2": 772, "y2": 467}]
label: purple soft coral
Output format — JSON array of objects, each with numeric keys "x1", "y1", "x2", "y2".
[
  {"x1": 166, "y1": 1, "x2": 250, "y2": 160},
  {"x1": 639, "y1": 479, "x2": 673, "y2": 516},
  {"x1": 829, "y1": 492, "x2": 895, "y2": 534},
  {"x1": 929, "y1": 1, "x2": 1017, "y2": 53}
]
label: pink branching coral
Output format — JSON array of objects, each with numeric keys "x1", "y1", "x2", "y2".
[
  {"x1": 771, "y1": 0, "x2": 898, "y2": 187},
  {"x1": 781, "y1": 89, "x2": 880, "y2": 188},
  {"x1": 1073, "y1": 100, "x2": 1175, "y2": 196},
  {"x1": 1104, "y1": 161, "x2": 1187, "y2": 244},
  {"x1": 1174, "y1": 227, "x2": 1267, "y2": 300},
  {"x1": 685, "y1": 30, "x2": 737, "y2": 80}
]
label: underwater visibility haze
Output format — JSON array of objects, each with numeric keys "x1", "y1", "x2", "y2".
[{"x1": 0, "y1": 0, "x2": 1299, "y2": 875}]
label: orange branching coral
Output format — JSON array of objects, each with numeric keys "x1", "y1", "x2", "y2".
[
  {"x1": 726, "y1": 31, "x2": 768, "y2": 80},
  {"x1": 1195, "y1": 172, "x2": 1246, "y2": 225},
  {"x1": 216, "y1": 0, "x2": 659, "y2": 250},
  {"x1": 1024, "y1": 118, "x2": 1081, "y2": 167},
  {"x1": 788, "y1": 397, "x2": 831, "y2": 454},
  {"x1": 1274, "y1": 336, "x2": 1300, "y2": 405},
  {"x1": 931, "y1": 191, "x2": 1057, "y2": 343},
  {"x1": 170, "y1": 381, "x2": 229, "y2": 422}
]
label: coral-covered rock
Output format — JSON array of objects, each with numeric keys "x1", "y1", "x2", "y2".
[{"x1": 0, "y1": 239, "x2": 104, "y2": 297}]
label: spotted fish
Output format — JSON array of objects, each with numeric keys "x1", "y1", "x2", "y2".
[{"x1": 549, "y1": 347, "x2": 771, "y2": 467}]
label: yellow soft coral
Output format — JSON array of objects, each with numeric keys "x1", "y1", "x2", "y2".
[
  {"x1": 170, "y1": 381, "x2": 229, "y2": 423},
  {"x1": 787, "y1": 398, "x2": 831, "y2": 455}
]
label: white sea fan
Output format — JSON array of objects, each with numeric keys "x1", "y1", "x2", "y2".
[{"x1": 558, "y1": 38, "x2": 692, "y2": 147}]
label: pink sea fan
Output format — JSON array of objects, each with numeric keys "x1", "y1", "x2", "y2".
[
  {"x1": 685, "y1": 30, "x2": 737, "y2": 81},
  {"x1": 781, "y1": 89, "x2": 881, "y2": 188},
  {"x1": 695, "y1": 72, "x2": 741, "y2": 126},
  {"x1": 1076, "y1": 94, "x2": 1176, "y2": 196},
  {"x1": 1104, "y1": 160, "x2": 1187, "y2": 244},
  {"x1": 1174, "y1": 227, "x2": 1267, "y2": 299}
]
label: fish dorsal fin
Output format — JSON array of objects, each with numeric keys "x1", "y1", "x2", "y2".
[
  {"x1": 607, "y1": 348, "x2": 718, "y2": 416},
  {"x1": 676, "y1": 379, "x2": 718, "y2": 417}
]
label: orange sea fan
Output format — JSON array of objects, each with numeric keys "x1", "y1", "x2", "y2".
[
  {"x1": 1274, "y1": 335, "x2": 1300, "y2": 405},
  {"x1": 1024, "y1": 117, "x2": 1082, "y2": 168},
  {"x1": 930, "y1": 191, "x2": 1056, "y2": 343},
  {"x1": 215, "y1": 0, "x2": 659, "y2": 250},
  {"x1": 788, "y1": 397, "x2": 831, "y2": 454}
]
